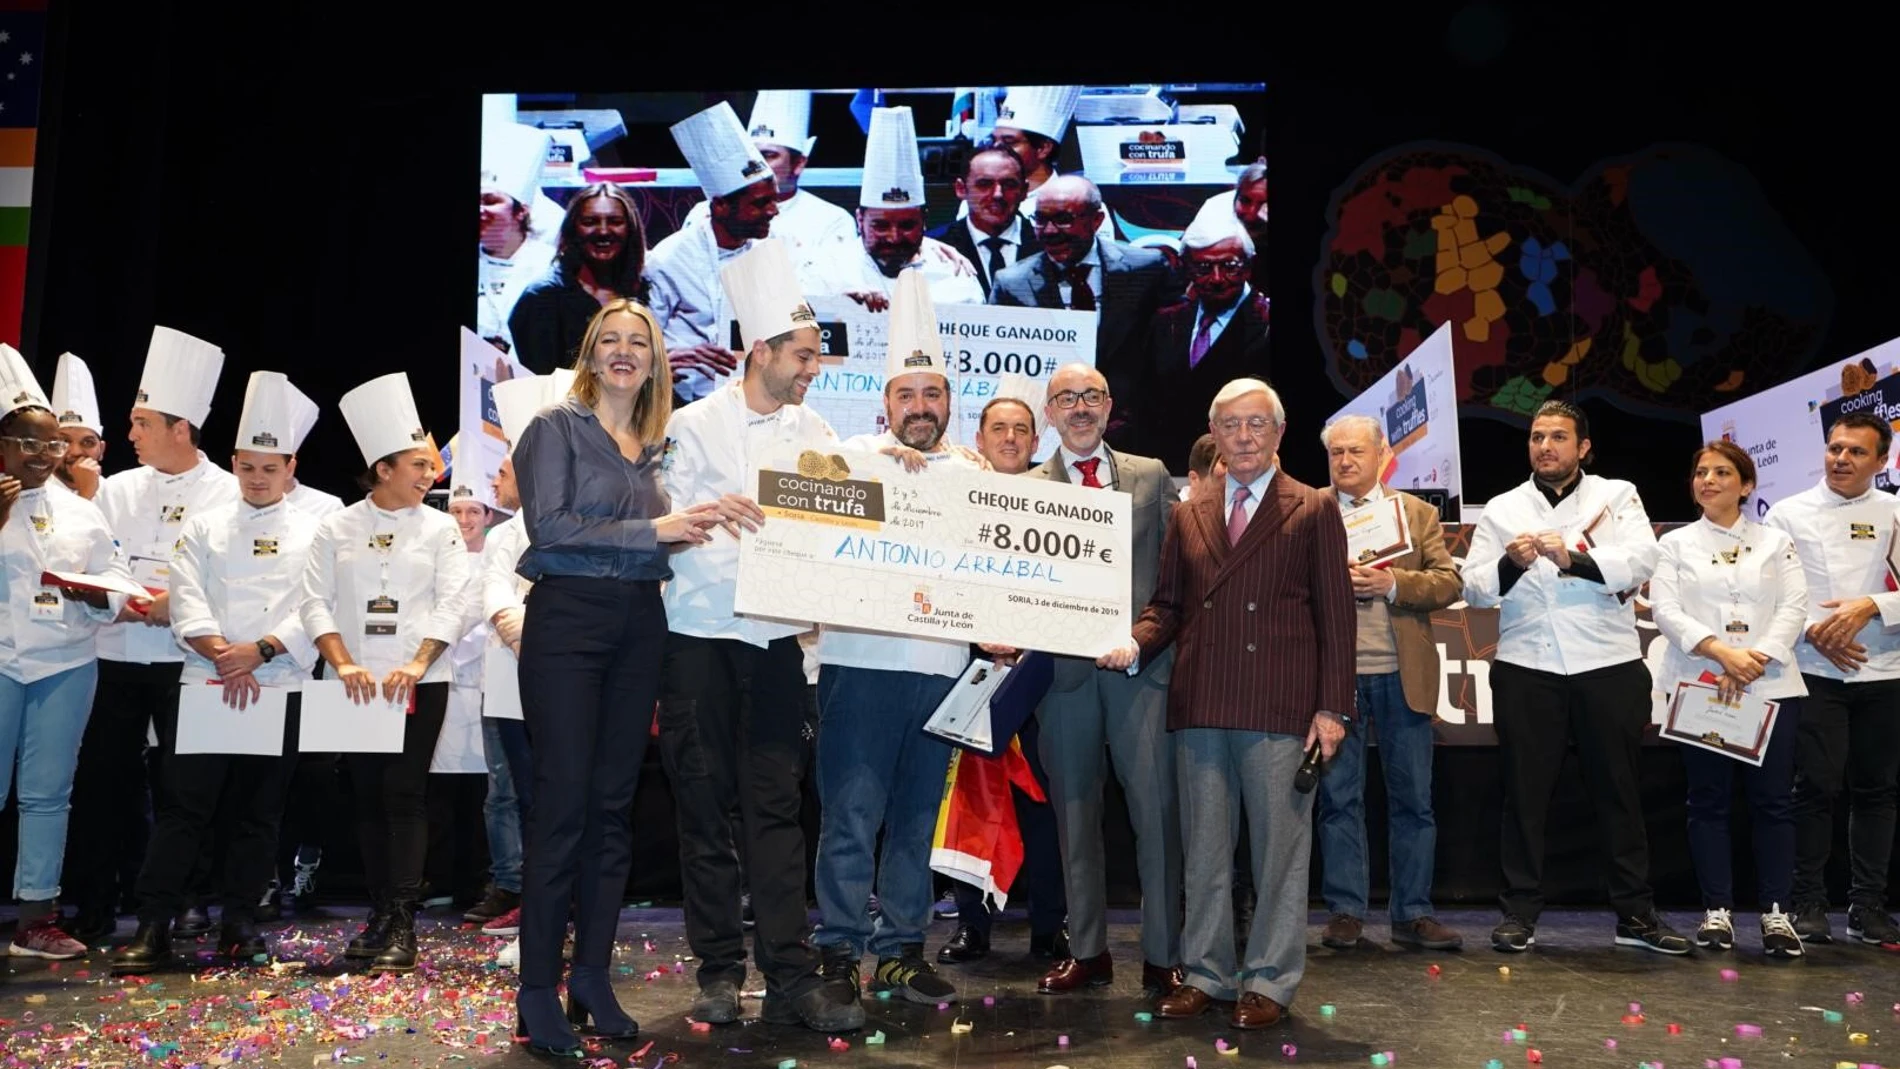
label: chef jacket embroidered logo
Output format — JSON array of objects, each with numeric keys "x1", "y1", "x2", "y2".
[
  {"x1": 1851, "y1": 523, "x2": 1877, "y2": 541},
  {"x1": 369, "y1": 534, "x2": 395, "y2": 552},
  {"x1": 29, "y1": 514, "x2": 49, "y2": 534},
  {"x1": 253, "y1": 538, "x2": 279, "y2": 557},
  {"x1": 160, "y1": 505, "x2": 187, "y2": 524},
  {"x1": 660, "y1": 438, "x2": 679, "y2": 473}
]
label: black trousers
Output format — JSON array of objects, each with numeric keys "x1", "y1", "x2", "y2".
[
  {"x1": 275, "y1": 750, "x2": 340, "y2": 879},
  {"x1": 950, "y1": 710, "x2": 1067, "y2": 938},
  {"x1": 425, "y1": 773, "x2": 491, "y2": 903},
  {"x1": 1791, "y1": 674, "x2": 1900, "y2": 908},
  {"x1": 66, "y1": 660, "x2": 179, "y2": 915},
  {"x1": 659, "y1": 632, "x2": 816, "y2": 994},
  {"x1": 347, "y1": 682, "x2": 449, "y2": 902},
  {"x1": 134, "y1": 693, "x2": 302, "y2": 922},
  {"x1": 1492, "y1": 658, "x2": 1654, "y2": 923},
  {"x1": 518, "y1": 576, "x2": 664, "y2": 989}
]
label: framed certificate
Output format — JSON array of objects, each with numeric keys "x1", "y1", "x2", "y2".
[
  {"x1": 1662, "y1": 680, "x2": 1779, "y2": 766},
  {"x1": 1342, "y1": 496, "x2": 1412, "y2": 568}
]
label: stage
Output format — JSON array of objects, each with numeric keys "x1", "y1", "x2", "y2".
[{"x1": 0, "y1": 907, "x2": 1892, "y2": 1068}]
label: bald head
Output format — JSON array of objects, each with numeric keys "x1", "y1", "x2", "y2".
[
  {"x1": 1032, "y1": 176, "x2": 1104, "y2": 266},
  {"x1": 1044, "y1": 362, "x2": 1112, "y2": 456}
]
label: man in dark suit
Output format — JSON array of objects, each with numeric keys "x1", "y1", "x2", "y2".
[
  {"x1": 989, "y1": 176, "x2": 1179, "y2": 450},
  {"x1": 1144, "y1": 211, "x2": 1269, "y2": 474},
  {"x1": 1027, "y1": 364, "x2": 1183, "y2": 1000},
  {"x1": 1102, "y1": 377, "x2": 1354, "y2": 1030},
  {"x1": 927, "y1": 148, "x2": 1041, "y2": 300}
]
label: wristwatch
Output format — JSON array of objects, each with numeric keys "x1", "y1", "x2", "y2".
[{"x1": 257, "y1": 638, "x2": 279, "y2": 663}]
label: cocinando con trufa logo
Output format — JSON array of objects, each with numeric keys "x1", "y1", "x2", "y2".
[{"x1": 757, "y1": 451, "x2": 887, "y2": 530}]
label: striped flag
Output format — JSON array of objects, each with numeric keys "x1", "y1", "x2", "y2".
[{"x1": 0, "y1": 1, "x2": 46, "y2": 347}]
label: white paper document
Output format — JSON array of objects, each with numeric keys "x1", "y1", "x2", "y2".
[
  {"x1": 175, "y1": 682, "x2": 288, "y2": 756},
  {"x1": 1342, "y1": 496, "x2": 1412, "y2": 567},
  {"x1": 482, "y1": 645, "x2": 524, "y2": 721},
  {"x1": 41, "y1": 570, "x2": 154, "y2": 599},
  {"x1": 297, "y1": 679, "x2": 406, "y2": 753},
  {"x1": 1663, "y1": 680, "x2": 1779, "y2": 766}
]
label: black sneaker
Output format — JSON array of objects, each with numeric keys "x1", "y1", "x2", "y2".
[
  {"x1": 689, "y1": 980, "x2": 741, "y2": 1025},
  {"x1": 1846, "y1": 904, "x2": 1900, "y2": 946},
  {"x1": 1491, "y1": 915, "x2": 1535, "y2": 952},
  {"x1": 818, "y1": 946, "x2": 861, "y2": 1003},
  {"x1": 1792, "y1": 901, "x2": 1833, "y2": 944},
  {"x1": 462, "y1": 885, "x2": 519, "y2": 925},
  {"x1": 872, "y1": 945, "x2": 958, "y2": 1005},
  {"x1": 1615, "y1": 912, "x2": 1691, "y2": 955},
  {"x1": 1760, "y1": 906, "x2": 1803, "y2": 959},
  {"x1": 760, "y1": 979, "x2": 866, "y2": 1032}
]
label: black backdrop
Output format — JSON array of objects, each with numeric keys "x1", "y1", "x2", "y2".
[{"x1": 10, "y1": 6, "x2": 1894, "y2": 909}]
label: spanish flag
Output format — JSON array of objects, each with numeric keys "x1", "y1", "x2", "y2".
[
  {"x1": 0, "y1": 1, "x2": 46, "y2": 348},
  {"x1": 929, "y1": 738, "x2": 1045, "y2": 912}
]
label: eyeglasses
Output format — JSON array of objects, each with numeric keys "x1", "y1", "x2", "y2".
[
  {"x1": 1, "y1": 437, "x2": 70, "y2": 456},
  {"x1": 1188, "y1": 258, "x2": 1251, "y2": 278},
  {"x1": 1033, "y1": 211, "x2": 1096, "y2": 229},
  {"x1": 1214, "y1": 416, "x2": 1276, "y2": 435},
  {"x1": 1050, "y1": 388, "x2": 1109, "y2": 409}
]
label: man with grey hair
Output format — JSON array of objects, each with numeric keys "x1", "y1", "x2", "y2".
[
  {"x1": 1198, "y1": 159, "x2": 1268, "y2": 288},
  {"x1": 1314, "y1": 414, "x2": 1463, "y2": 952},
  {"x1": 1101, "y1": 377, "x2": 1354, "y2": 1029},
  {"x1": 990, "y1": 175, "x2": 1180, "y2": 450},
  {"x1": 1143, "y1": 203, "x2": 1269, "y2": 472}
]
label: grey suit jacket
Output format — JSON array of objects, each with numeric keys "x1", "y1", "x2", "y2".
[{"x1": 1032, "y1": 446, "x2": 1175, "y2": 689}]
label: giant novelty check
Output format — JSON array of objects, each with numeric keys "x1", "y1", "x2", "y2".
[{"x1": 733, "y1": 444, "x2": 1132, "y2": 658}]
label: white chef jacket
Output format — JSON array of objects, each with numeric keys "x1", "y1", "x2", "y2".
[
  {"x1": 477, "y1": 235, "x2": 558, "y2": 354},
  {"x1": 1, "y1": 485, "x2": 131, "y2": 684},
  {"x1": 95, "y1": 454, "x2": 241, "y2": 664},
  {"x1": 646, "y1": 225, "x2": 848, "y2": 403},
  {"x1": 481, "y1": 513, "x2": 532, "y2": 629},
  {"x1": 682, "y1": 189, "x2": 857, "y2": 284},
  {"x1": 169, "y1": 497, "x2": 320, "y2": 690},
  {"x1": 431, "y1": 559, "x2": 490, "y2": 773},
  {"x1": 661, "y1": 379, "x2": 838, "y2": 647},
  {"x1": 1764, "y1": 481, "x2": 1900, "y2": 682},
  {"x1": 1649, "y1": 516, "x2": 1810, "y2": 701},
  {"x1": 812, "y1": 237, "x2": 986, "y2": 308},
  {"x1": 298, "y1": 500, "x2": 471, "y2": 683},
  {"x1": 816, "y1": 433, "x2": 977, "y2": 680},
  {"x1": 1463, "y1": 473, "x2": 1659, "y2": 674},
  {"x1": 286, "y1": 481, "x2": 346, "y2": 520}
]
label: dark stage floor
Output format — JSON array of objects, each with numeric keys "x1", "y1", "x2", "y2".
[{"x1": 0, "y1": 906, "x2": 1893, "y2": 1068}]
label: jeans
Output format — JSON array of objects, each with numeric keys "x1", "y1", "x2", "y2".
[
  {"x1": 0, "y1": 662, "x2": 98, "y2": 901},
  {"x1": 1683, "y1": 697, "x2": 1799, "y2": 910},
  {"x1": 811, "y1": 664, "x2": 956, "y2": 959},
  {"x1": 1316, "y1": 671, "x2": 1440, "y2": 922},
  {"x1": 481, "y1": 716, "x2": 523, "y2": 893}
]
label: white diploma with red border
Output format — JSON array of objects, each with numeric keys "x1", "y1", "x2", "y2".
[
  {"x1": 1342, "y1": 496, "x2": 1411, "y2": 568},
  {"x1": 1663, "y1": 679, "x2": 1779, "y2": 766}
]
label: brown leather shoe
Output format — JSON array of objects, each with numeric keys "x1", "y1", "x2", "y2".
[
  {"x1": 1140, "y1": 961, "x2": 1184, "y2": 995},
  {"x1": 1391, "y1": 915, "x2": 1465, "y2": 950},
  {"x1": 1156, "y1": 983, "x2": 1218, "y2": 1019},
  {"x1": 1321, "y1": 913, "x2": 1363, "y2": 949},
  {"x1": 1231, "y1": 992, "x2": 1285, "y2": 1029},
  {"x1": 1038, "y1": 951, "x2": 1112, "y2": 993}
]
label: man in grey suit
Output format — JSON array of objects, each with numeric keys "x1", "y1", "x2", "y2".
[
  {"x1": 1029, "y1": 362, "x2": 1184, "y2": 999},
  {"x1": 990, "y1": 177, "x2": 1180, "y2": 451}
]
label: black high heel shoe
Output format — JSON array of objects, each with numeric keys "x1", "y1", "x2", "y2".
[
  {"x1": 565, "y1": 966, "x2": 639, "y2": 1039},
  {"x1": 515, "y1": 986, "x2": 581, "y2": 1056}
]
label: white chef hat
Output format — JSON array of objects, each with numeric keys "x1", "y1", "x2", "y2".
[
  {"x1": 136, "y1": 326, "x2": 224, "y2": 427},
  {"x1": 339, "y1": 372, "x2": 430, "y2": 468},
  {"x1": 720, "y1": 238, "x2": 818, "y2": 353},
  {"x1": 0, "y1": 343, "x2": 50, "y2": 421},
  {"x1": 673, "y1": 101, "x2": 773, "y2": 200},
  {"x1": 990, "y1": 373, "x2": 1043, "y2": 432},
  {"x1": 481, "y1": 122, "x2": 554, "y2": 208},
  {"x1": 747, "y1": 90, "x2": 817, "y2": 158},
  {"x1": 859, "y1": 106, "x2": 924, "y2": 210},
  {"x1": 997, "y1": 85, "x2": 1081, "y2": 143},
  {"x1": 491, "y1": 369, "x2": 576, "y2": 448},
  {"x1": 51, "y1": 352, "x2": 102, "y2": 433},
  {"x1": 884, "y1": 269, "x2": 946, "y2": 382},
  {"x1": 1182, "y1": 194, "x2": 1256, "y2": 257},
  {"x1": 235, "y1": 371, "x2": 319, "y2": 456}
]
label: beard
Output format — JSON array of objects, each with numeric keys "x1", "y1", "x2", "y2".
[{"x1": 897, "y1": 413, "x2": 945, "y2": 451}]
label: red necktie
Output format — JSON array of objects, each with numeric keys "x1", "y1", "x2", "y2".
[
  {"x1": 1065, "y1": 264, "x2": 1096, "y2": 312},
  {"x1": 1227, "y1": 485, "x2": 1251, "y2": 545},
  {"x1": 1075, "y1": 457, "x2": 1103, "y2": 488},
  {"x1": 1189, "y1": 309, "x2": 1217, "y2": 368}
]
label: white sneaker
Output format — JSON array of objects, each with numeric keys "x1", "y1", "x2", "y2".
[
  {"x1": 1761, "y1": 906, "x2": 1803, "y2": 959},
  {"x1": 1696, "y1": 907, "x2": 1734, "y2": 950},
  {"x1": 495, "y1": 937, "x2": 519, "y2": 969}
]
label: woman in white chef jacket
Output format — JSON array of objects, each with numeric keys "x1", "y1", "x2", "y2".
[
  {"x1": 0, "y1": 352, "x2": 136, "y2": 960},
  {"x1": 1649, "y1": 440, "x2": 1809, "y2": 960},
  {"x1": 300, "y1": 373, "x2": 470, "y2": 974}
]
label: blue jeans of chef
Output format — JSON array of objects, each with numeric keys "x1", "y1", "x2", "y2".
[
  {"x1": 0, "y1": 662, "x2": 99, "y2": 902},
  {"x1": 811, "y1": 665, "x2": 956, "y2": 959},
  {"x1": 1316, "y1": 670, "x2": 1439, "y2": 922}
]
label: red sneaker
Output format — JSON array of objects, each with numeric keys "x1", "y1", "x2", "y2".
[
  {"x1": 10, "y1": 918, "x2": 88, "y2": 960},
  {"x1": 481, "y1": 907, "x2": 521, "y2": 937}
]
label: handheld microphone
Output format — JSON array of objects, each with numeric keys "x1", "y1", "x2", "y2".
[{"x1": 1293, "y1": 739, "x2": 1325, "y2": 794}]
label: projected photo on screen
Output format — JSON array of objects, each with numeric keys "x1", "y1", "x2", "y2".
[{"x1": 475, "y1": 85, "x2": 1266, "y2": 472}]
